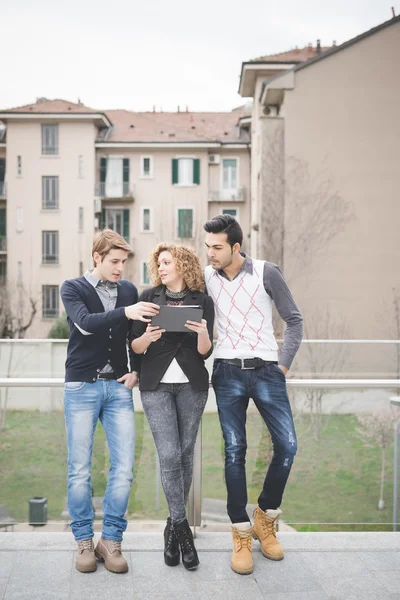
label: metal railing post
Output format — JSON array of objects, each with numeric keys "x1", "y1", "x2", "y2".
[{"x1": 394, "y1": 421, "x2": 400, "y2": 532}]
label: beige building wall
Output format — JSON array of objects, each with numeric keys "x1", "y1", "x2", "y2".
[
  {"x1": 3, "y1": 123, "x2": 250, "y2": 336},
  {"x1": 266, "y1": 20, "x2": 400, "y2": 339},
  {"x1": 96, "y1": 147, "x2": 251, "y2": 294},
  {"x1": 6, "y1": 119, "x2": 97, "y2": 336}
]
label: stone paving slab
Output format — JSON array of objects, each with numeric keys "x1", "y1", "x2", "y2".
[{"x1": 0, "y1": 533, "x2": 400, "y2": 599}]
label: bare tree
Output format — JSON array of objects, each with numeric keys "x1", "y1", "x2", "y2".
[
  {"x1": 357, "y1": 407, "x2": 400, "y2": 510},
  {"x1": 0, "y1": 282, "x2": 38, "y2": 431},
  {"x1": 259, "y1": 128, "x2": 354, "y2": 335},
  {"x1": 292, "y1": 307, "x2": 349, "y2": 441},
  {"x1": 0, "y1": 281, "x2": 37, "y2": 339}
]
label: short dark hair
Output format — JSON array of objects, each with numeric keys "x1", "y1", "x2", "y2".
[{"x1": 203, "y1": 214, "x2": 243, "y2": 248}]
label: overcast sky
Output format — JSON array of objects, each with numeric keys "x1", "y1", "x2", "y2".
[{"x1": 0, "y1": 0, "x2": 394, "y2": 112}]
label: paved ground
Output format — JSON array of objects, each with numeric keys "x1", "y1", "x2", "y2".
[{"x1": 1, "y1": 532, "x2": 400, "y2": 599}]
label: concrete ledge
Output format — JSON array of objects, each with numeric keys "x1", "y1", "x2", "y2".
[{"x1": 1, "y1": 532, "x2": 400, "y2": 552}]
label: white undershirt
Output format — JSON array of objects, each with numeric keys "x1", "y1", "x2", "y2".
[{"x1": 160, "y1": 358, "x2": 189, "y2": 384}]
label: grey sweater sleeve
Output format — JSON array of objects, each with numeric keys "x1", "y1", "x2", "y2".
[{"x1": 263, "y1": 262, "x2": 303, "y2": 369}]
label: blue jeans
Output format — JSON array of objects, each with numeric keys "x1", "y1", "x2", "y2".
[
  {"x1": 64, "y1": 379, "x2": 135, "y2": 541},
  {"x1": 212, "y1": 361, "x2": 297, "y2": 523}
]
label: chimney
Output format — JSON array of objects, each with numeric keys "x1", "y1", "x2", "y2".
[
  {"x1": 333, "y1": 40, "x2": 337, "y2": 47},
  {"x1": 316, "y1": 39, "x2": 321, "y2": 54},
  {"x1": 392, "y1": 6, "x2": 396, "y2": 17},
  {"x1": 153, "y1": 105, "x2": 155, "y2": 112},
  {"x1": 186, "y1": 105, "x2": 189, "y2": 112},
  {"x1": 177, "y1": 105, "x2": 180, "y2": 112}
]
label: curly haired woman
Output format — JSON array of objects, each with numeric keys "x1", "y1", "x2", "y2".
[{"x1": 130, "y1": 243, "x2": 214, "y2": 570}]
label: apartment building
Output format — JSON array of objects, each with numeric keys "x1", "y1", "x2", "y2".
[
  {"x1": 0, "y1": 101, "x2": 250, "y2": 337},
  {"x1": 238, "y1": 15, "x2": 400, "y2": 344}
]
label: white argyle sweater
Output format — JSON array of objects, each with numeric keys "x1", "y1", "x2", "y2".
[{"x1": 205, "y1": 260, "x2": 279, "y2": 361}]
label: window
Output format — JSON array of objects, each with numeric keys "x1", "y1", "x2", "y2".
[
  {"x1": 141, "y1": 207, "x2": 152, "y2": 232},
  {"x1": 222, "y1": 158, "x2": 238, "y2": 197},
  {"x1": 0, "y1": 208, "x2": 5, "y2": 251},
  {"x1": 17, "y1": 155, "x2": 22, "y2": 176},
  {"x1": 222, "y1": 208, "x2": 238, "y2": 220},
  {"x1": 0, "y1": 158, "x2": 5, "y2": 195},
  {"x1": 141, "y1": 262, "x2": 150, "y2": 285},
  {"x1": 172, "y1": 158, "x2": 200, "y2": 185},
  {"x1": 42, "y1": 285, "x2": 59, "y2": 318},
  {"x1": 42, "y1": 176, "x2": 59, "y2": 209},
  {"x1": 99, "y1": 157, "x2": 130, "y2": 197},
  {"x1": 177, "y1": 209, "x2": 194, "y2": 238},
  {"x1": 78, "y1": 207, "x2": 84, "y2": 232},
  {"x1": 141, "y1": 156, "x2": 153, "y2": 178},
  {"x1": 78, "y1": 155, "x2": 84, "y2": 178},
  {"x1": 0, "y1": 258, "x2": 6, "y2": 281},
  {"x1": 42, "y1": 231, "x2": 59, "y2": 264},
  {"x1": 16, "y1": 207, "x2": 23, "y2": 232},
  {"x1": 41, "y1": 124, "x2": 59, "y2": 155},
  {"x1": 100, "y1": 208, "x2": 130, "y2": 242}
]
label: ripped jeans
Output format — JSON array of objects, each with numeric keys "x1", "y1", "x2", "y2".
[{"x1": 212, "y1": 360, "x2": 297, "y2": 523}]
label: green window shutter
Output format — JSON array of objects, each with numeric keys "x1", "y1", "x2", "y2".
[
  {"x1": 0, "y1": 208, "x2": 6, "y2": 236},
  {"x1": 193, "y1": 159, "x2": 200, "y2": 184},
  {"x1": 100, "y1": 158, "x2": 107, "y2": 183},
  {"x1": 172, "y1": 159, "x2": 179, "y2": 184},
  {"x1": 123, "y1": 159, "x2": 130, "y2": 183},
  {"x1": 100, "y1": 208, "x2": 106, "y2": 230},
  {"x1": 178, "y1": 209, "x2": 193, "y2": 238},
  {"x1": 123, "y1": 209, "x2": 130, "y2": 242},
  {"x1": 0, "y1": 158, "x2": 5, "y2": 181}
]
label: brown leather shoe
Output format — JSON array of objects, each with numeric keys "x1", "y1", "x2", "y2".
[
  {"x1": 95, "y1": 538, "x2": 129, "y2": 573},
  {"x1": 231, "y1": 523, "x2": 253, "y2": 575},
  {"x1": 252, "y1": 507, "x2": 284, "y2": 561},
  {"x1": 76, "y1": 539, "x2": 97, "y2": 573}
]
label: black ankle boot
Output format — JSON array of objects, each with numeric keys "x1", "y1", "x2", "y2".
[
  {"x1": 173, "y1": 519, "x2": 199, "y2": 570},
  {"x1": 164, "y1": 517, "x2": 180, "y2": 567}
]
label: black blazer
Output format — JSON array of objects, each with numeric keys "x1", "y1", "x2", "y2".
[{"x1": 130, "y1": 285, "x2": 214, "y2": 391}]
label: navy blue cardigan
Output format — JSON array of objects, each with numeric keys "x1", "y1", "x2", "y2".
[{"x1": 61, "y1": 276, "x2": 139, "y2": 382}]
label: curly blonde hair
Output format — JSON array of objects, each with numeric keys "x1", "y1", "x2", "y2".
[{"x1": 147, "y1": 243, "x2": 205, "y2": 291}]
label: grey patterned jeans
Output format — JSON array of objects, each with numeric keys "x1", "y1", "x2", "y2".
[{"x1": 141, "y1": 383, "x2": 208, "y2": 522}]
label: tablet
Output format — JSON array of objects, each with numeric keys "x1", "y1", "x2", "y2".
[{"x1": 151, "y1": 305, "x2": 203, "y2": 332}]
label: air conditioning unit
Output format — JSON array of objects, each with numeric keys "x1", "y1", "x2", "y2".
[
  {"x1": 208, "y1": 154, "x2": 221, "y2": 165},
  {"x1": 94, "y1": 197, "x2": 102, "y2": 214}
]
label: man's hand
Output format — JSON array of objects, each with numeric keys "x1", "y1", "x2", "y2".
[
  {"x1": 185, "y1": 319, "x2": 208, "y2": 336},
  {"x1": 278, "y1": 364, "x2": 288, "y2": 376},
  {"x1": 144, "y1": 324, "x2": 165, "y2": 343},
  {"x1": 125, "y1": 302, "x2": 159, "y2": 322},
  {"x1": 117, "y1": 372, "x2": 138, "y2": 389}
]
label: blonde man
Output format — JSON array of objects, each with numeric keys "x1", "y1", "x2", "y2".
[{"x1": 61, "y1": 229, "x2": 159, "y2": 574}]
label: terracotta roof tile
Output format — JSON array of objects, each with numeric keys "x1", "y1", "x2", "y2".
[
  {"x1": 251, "y1": 44, "x2": 333, "y2": 63},
  {"x1": 1, "y1": 99, "x2": 100, "y2": 114},
  {"x1": 101, "y1": 109, "x2": 250, "y2": 143},
  {"x1": 0, "y1": 99, "x2": 251, "y2": 144}
]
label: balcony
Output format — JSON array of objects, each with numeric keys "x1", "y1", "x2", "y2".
[
  {"x1": 1, "y1": 531, "x2": 400, "y2": 598},
  {"x1": 0, "y1": 235, "x2": 6, "y2": 253},
  {"x1": 95, "y1": 182, "x2": 135, "y2": 202},
  {"x1": 1, "y1": 340, "x2": 400, "y2": 598},
  {"x1": 208, "y1": 186, "x2": 246, "y2": 202},
  {"x1": 0, "y1": 181, "x2": 6, "y2": 199}
]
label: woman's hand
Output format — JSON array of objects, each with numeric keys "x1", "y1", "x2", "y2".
[
  {"x1": 185, "y1": 319, "x2": 208, "y2": 336},
  {"x1": 144, "y1": 324, "x2": 165, "y2": 344}
]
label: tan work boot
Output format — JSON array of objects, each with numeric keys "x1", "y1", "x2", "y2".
[
  {"x1": 94, "y1": 538, "x2": 129, "y2": 573},
  {"x1": 231, "y1": 522, "x2": 253, "y2": 575},
  {"x1": 252, "y1": 507, "x2": 284, "y2": 561},
  {"x1": 76, "y1": 539, "x2": 97, "y2": 573}
]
